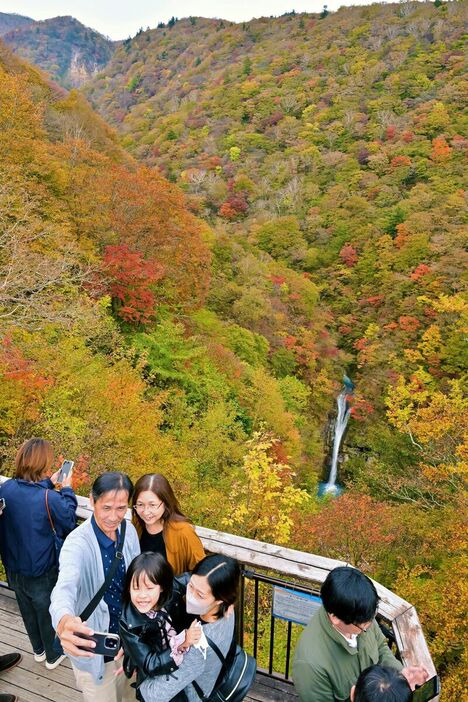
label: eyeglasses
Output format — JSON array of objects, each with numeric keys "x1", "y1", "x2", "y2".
[
  {"x1": 133, "y1": 501, "x2": 164, "y2": 513},
  {"x1": 353, "y1": 622, "x2": 372, "y2": 634}
]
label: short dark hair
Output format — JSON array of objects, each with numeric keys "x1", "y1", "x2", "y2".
[
  {"x1": 91, "y1": 472, "x2": 133, "y2": 501},
  {"x1": 192, "y1": 554, "x2": 240, "y2": 619},
  {"x1": 321, "y1": 566, "x2": 379, "y2": 624},
  {"x1": 355, "y1": 666, "x2": 411, "y2": 702},
  {"x1": 124, "y1": 552, "x2": 173, "y2": 608}
]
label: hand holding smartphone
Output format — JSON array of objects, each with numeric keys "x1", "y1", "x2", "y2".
[
  {"x1": 57, "y1": 460, "x2": 74, "y2": 484},
  {"x1": 74, "y1": 631, "x2": 120, "y2": 657},
  {"x1": 412, "y1": 676, "x2": 440, "y2": 702}
]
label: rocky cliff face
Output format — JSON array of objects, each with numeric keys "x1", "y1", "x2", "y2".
[
  {"x1": 1, "y1": 14, "x2": 115, "y2": 88},
  {"x1": 68, "y1": 47, "x2": 102, "y2": 86}
]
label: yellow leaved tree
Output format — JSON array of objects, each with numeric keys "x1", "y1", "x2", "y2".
[{"x1": 221, "y1": 431, "x2": 310, "y2": 545}]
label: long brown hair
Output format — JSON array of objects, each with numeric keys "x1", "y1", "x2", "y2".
[{"x1": 132, "y1": 473, "x2": 188, "y2": 537}]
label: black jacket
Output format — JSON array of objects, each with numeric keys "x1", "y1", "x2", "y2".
[
  {"x1": 119, "y1": 573, "x2": 194, "y2": 687},
  {"x1": 119, "y1": 601, "x2": 178, "y2": 685},
  {"x1": 165, "y1": 572, "x2": 195, "y2": 633}
]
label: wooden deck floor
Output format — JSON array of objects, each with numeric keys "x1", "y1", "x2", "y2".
[
  {"x1": 0, "y1": 586, "x2": 80, "y2": 702},
  {"x1": 0, "y1": 586, "x2": 297, "y2": 701}
]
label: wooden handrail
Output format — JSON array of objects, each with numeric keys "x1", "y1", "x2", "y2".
[
  {"x1": 0, "y1": 476, "x2": 437, "y2": 684},
  {"x1": 195, "y1": 525, "x2": 436, "y2": 679}
]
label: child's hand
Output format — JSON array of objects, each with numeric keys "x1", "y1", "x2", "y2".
[{"x1": 180, "y1": 620, "x2": 202, "y2": 650}]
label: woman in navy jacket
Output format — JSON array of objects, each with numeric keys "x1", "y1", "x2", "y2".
[{"x1": 0, "y1": 438, "x2": 77, "y2": 669}]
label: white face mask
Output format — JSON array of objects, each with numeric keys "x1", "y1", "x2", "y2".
[{"x1": 185, "y1": 591, "x2": 214, "y2": 616}]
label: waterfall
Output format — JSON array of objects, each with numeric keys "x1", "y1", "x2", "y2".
[{"x1": 319, "y1": 376, "x2": 354, "y2": 496}]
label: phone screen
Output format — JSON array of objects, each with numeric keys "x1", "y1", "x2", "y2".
[
  {"x1": 412, "y1": 676, "x2": 440, "y2": 702},
  {"x1": 58, "y1": 460, "x2": 74, "y2": 481}
]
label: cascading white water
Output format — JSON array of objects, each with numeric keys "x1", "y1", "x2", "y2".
[{"x1": 322, "y1": 387, "x2": 352, "y2": 494}]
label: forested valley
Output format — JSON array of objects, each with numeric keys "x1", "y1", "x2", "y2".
[{"x1": 0, "y1": 2, "x2": 466, "y2": 696}]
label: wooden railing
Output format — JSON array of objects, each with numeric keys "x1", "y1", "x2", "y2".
[
  {"x1": 196, "y1": 527, "x2": 436, "y2": 677},
  {"x1": 0, "y1": 478, "x2": 437, "y2": 692}
]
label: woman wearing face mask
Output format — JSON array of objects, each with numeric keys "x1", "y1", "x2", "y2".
[{"x1": 138, "y1": 554, "x2": 240, "y2": 702}]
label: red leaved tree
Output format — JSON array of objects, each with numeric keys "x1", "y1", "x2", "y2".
[
  {"x1": 103, "y1": 165, "x2": 211, "y2": 310},
  {"x1": 294, "y1": 493, "x2": 399, "y2": 572},
  {"x1": 339, "y1": 243, "x2": 358, "y2": 267},
  {"x1": 103, "y1": 244, "x2": 164, "y2": 325},
  {"x1": 431, "y1": 136, "x2": 452, "y2": 162}
]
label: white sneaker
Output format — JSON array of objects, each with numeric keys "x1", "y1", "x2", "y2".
[
  {"x1": 45, "y1": 654, "x2": 66, "y2": 670},
  {"x1": 34, "y1": 651, "x2": 46, "y2": 662}
]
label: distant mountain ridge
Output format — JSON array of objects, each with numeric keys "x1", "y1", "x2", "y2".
[
  {"x1": 0, "y1": 12, "x2": 34, "y2": 36},
  {"x1": 1, "y1": 14, "x2": 115, "y2": 87}
]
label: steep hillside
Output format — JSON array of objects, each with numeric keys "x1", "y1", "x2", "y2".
[
  {"x1": 2, "y1": 15, "x2": 114, "y2": 87},
  {"x1": 1, "y1": 5, "x2": 466, "y2": 693},
  {"x1": 0, "y1": 12, "x2": 33, "y2": 36},
  {"x1": 0, "y1": 36, "x2": 329, "y2": 538},
  {"x1": 85, "y1": 2, "x2": 467, "y2": 490},
  {"x1": 0, "y1": 38, "x2": 213, "y2": 474},
  {"x1": 84, "y1": 13, "x2": 467, "y2": 687}
]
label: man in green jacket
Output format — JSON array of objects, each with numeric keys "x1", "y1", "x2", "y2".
[{"x1": 292, "y1": 567, "x2": 428, "y2": 702}]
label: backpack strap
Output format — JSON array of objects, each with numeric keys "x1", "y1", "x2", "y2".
[
  {"x1": 192, "y1": 680, "x2": 207, "y2": 700},
  {"x1": 79, "y1": 518, "x2": 126, "y2": 621},
  {"x1": 204, "y1": 635, "x2": 225, "y2": 664},
  {"x1": 191, "y1": 630, "x2": 236, "y2": 700}
]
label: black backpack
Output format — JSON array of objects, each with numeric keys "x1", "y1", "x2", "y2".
[{"x1": 192, "y1": 633, "x2": 256, "y2": 702}]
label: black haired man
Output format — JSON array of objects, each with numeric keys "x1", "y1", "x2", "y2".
[{"x1": 293, "y1": 567, "x2": 428, "y2": 702}]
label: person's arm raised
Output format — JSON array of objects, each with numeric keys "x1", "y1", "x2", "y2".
[{"x1": 50, "y1": 531, "x2": 93, "y2": 656}]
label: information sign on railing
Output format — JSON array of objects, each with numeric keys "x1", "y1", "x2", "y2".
[{"x1": 272, "y1": 586, "x2": 322, "y2": 626}]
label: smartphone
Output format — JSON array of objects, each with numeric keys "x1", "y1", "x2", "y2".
[
  {"x1": 74, "y1": 631, "x2": 120, "y2": 657},
  {"x1": 57, "y1": 459, "x2": 74, "y2": 483},
  {"x1": 412, "y1": 675, "x2": 440, "y2": 702}
]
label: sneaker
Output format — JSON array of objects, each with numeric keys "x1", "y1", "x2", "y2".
[
  {"x1": 0, "y1": 694, "x2": 17, "y2": 702},
  {"x1": 45, "y1": 654, "x2": 66, "y2": 670},
  {"x1": 34, "y1": 651, "x2": 46, "y2": 662}
]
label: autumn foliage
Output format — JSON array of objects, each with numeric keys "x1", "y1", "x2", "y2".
[
  {"x1": 294, "y1": 493, "x2": 398, "y2": 572},
  {"x1": 102, "y1": 165, "x2": 211, "y2": 310},
  {"x1": 103, "y1": 245, "x2": 164, "y2": 324},
  {"x1": 1, "y1": 2, "x2": 467, "y2": 694}
]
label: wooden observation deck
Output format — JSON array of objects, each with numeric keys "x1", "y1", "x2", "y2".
[
  {"x1": 0, "y1": 583, "x2": 296, "y2": 701},
  {"x1": 0, "y1": 483, "x2": 436, "y2": 701}
]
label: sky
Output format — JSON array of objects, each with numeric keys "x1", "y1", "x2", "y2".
[{"x1": 1, "y1": 0, "x2": 390, "y2": 39}]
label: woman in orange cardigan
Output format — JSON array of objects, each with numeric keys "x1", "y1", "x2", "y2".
[{"x1": 132, "y1": 473, "x2": 205, "y2": 575}]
